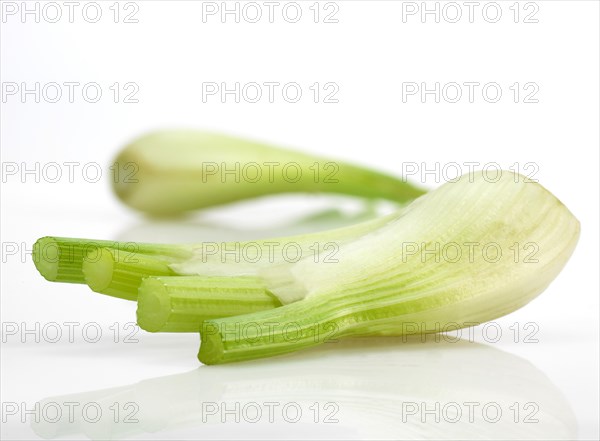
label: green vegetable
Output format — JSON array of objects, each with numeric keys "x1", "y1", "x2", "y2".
[
  {"x1": 33, "y1": 211, "x2": 398, "y2": 300},
  {"x1": 32, "y1": 238, "x2": 190, "y2": 296},
  {"x1": 189, "y1": 171, "x2": 579, "y2": 363},
  {"x1": 112, "y1": 130, "x2": 426, "y2": 215},
  {"x1": 32, "y1": 171, "x2": 579, "y2": 365},
  {"x1": 137, "y1": 276, "x2": 281, "y2": 332}
]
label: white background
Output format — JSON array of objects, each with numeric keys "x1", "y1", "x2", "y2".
[{"x1": 1, "y1": 1, "x2": 598, "y2": 439}]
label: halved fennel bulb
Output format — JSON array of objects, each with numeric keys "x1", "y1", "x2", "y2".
[
  {"x1": 32, "y1": 170, "x2": 579, "y2": 365},
  {"x1": 164, "y1": 171, "x2": 580, "y2": 363}
]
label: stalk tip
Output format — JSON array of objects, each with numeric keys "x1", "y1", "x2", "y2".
[
  {"x1": 32, "y1": 237, "x2": 60, "y2": 281},
  {"x1": 137, "y1": 278, "x2": 173, "y2": 332},
  {"x1": 82, "y1": 248, "x2": 115, "y2": 293},
  {"x1": 198, "y1": 321, "x2": 225, "y2": 365}
]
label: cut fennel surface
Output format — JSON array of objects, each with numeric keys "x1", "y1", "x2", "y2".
[{"x1": 185, "y1": 171, "x2": 579, "y2": 363}]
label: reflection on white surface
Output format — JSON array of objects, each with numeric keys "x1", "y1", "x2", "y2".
[{"x1": 31, "y1": 338, "x2": 576, "y2": 440}]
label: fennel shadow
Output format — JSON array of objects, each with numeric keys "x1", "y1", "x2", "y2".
[
  {"x1": 32, "y1": 338, "x2": 576, "y2": 440},
  {"x1": 114, "y1": 197, "x2": 386, "y2": 244}
]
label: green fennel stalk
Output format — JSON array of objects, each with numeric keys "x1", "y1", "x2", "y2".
[
  {"x1": 33, "y1": 212, "x2": 398, "y2": 300},
  {"x1": 112, "y1": 130, "x2": 426, "y2": 215}
]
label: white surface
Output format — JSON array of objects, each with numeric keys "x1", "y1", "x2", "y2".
[{"x1": 1, "y1": 1, "x2": 598, "y2": 440}]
